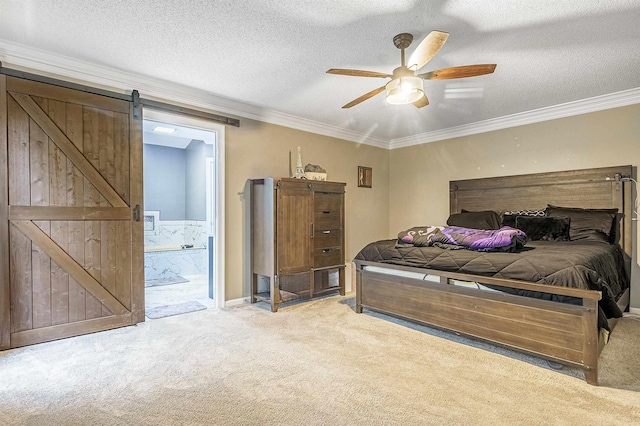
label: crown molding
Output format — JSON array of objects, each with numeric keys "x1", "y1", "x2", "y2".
[
  {"x1": 389, "y1": 87, "x2": 640, "y2": 149},
  {"x1": 0, "y1": 39, "x2": 388, "y2": 149},
  {"x1": 1, "y1": 39, "x2": 638, "y2": 151}
]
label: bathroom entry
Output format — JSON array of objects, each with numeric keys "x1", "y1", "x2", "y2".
[{"x1": 142, "y1": 118, "x2": 217, "y2": 316}]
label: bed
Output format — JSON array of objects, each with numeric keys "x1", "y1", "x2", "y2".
[{"x1": 354, "y1": 165, "x2": 633, "y2": 385}]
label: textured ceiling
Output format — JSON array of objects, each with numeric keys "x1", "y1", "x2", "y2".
[{"x1": 1, "y1": 0, "x2": 639, "y2": 144}]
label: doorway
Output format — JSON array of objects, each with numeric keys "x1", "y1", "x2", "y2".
[{"x1": 142, "y1": 109, "x2": 225, "y2": 313}]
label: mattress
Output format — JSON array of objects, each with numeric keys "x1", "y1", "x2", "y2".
[{"x1": 355, "y1": 239, "x2": 629, "y2": 323}]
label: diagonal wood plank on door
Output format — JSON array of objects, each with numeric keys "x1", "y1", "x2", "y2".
[
  {"x1": 11, "y1": 220, "x2": 128, "y2": 316},
  {"x1": 8, "y1": 92, "x2": 127, "y2": 208}
]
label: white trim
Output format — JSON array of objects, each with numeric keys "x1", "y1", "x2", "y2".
[
  {"x1": 225, "y1": 297, "x2": 249, "y2": 308},
  {"x1": 389, "y1": 87, "x2": 640, "y2": 149},
  {"x1": 143, "y1": 109, "x2": 226, "y2": 309},
  {"x1": 0, "y1": 39, "x2": 388, "y2": 148},
  {"x1": 1, "y1": 38, "x2": 638, "y2": 150},
  {"x1": 629, "y1": 307, "x2": 640, "y2": 315}
]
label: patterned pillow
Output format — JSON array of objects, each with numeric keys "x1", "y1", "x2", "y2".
[{"x1": 501, "y1": 209, "x2": 546, "y2": 228}]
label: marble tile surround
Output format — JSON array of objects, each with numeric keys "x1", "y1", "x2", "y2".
[
  {"x1": 144, "y1": 220, "x2": 208, "y2": 248},
  {"x1": 145, "y1": 220, "x2": 209, "y2": 280}
]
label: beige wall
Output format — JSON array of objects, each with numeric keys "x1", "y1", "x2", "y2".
[
  {"x1": 225, "y1": 118, "x2": 389, "y2": 301},
  {"x1": 222, "y1": 104, "x2": 639, "y2": 306},
  {"x1": 389, "y1": 104, "x2": 640, "y2": 308}
]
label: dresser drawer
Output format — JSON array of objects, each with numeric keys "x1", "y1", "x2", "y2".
[
  {"x1": 315, "y1": 210, "x2": 341, "y2": 230},
  {"x1": 314, "y1": 248, "x2": 342, "y2": 269},
  {"x1": 315, "y1": 193, "x2": 342, "y2": 212},
  {"x1": 314, "y1": 229, "x2": 341, "y2": 248}
]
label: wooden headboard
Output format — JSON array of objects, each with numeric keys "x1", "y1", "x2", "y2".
[{"x1": 450, "y1": 165, "x2": 633, "y2": 257}]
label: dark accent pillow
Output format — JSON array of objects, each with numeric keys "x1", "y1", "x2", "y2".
[
  {"x1": 447, "y1": 210, "x2": 501, "y2": 230},
  {"x1": 546, "y1": 205, "x2": 618, "y2": 243},
  {"x1": 501, "y1": 209, "x2": 546, "y2": 228},
  {"x1": 515, "y1": 216, "x2": 570, "y2": 241}
]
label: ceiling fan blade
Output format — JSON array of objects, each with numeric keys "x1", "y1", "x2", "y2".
[
  {"x1": 407, "y1": 31, "x2": 449, "y2": 71},
  {"x1": 342, "y1": 86, "x2": 386, "y2": 109},
  {"x1": 418, "y1": 64, "x2": 497, "y2": 80},
  {"x1": 413, "y1": 94, "x2": 429, "y2": 108},
  {"x1": 327, "y1": 69, "x2": 392, "y2": 78}
]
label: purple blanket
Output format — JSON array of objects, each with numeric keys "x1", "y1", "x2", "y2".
[{"x1": 398, "y1": 226, "x2": 527, "y2": 252}]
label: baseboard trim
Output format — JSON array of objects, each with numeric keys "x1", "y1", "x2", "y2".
[
  {"x1": 628, "y1": 307, "x2": 640, "y2": 315},
  {"x1": 225, "y1": 297, "x2": 249, "y2": 308}
]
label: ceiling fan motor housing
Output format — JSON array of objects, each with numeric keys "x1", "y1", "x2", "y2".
[{"x1": 393, "y1": 33, "x2": 414, "y2": 50}]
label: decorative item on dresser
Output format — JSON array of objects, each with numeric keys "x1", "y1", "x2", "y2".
[{"x1": 250, "y1": 178, "x2": 346, "y2": 312}]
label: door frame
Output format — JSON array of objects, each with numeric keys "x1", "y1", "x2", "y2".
[{"x1": 142, "y1": 109, "x2": 226, "y2": 309}]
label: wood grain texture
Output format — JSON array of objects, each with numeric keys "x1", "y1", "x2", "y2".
[
  {"x1": 7, "y1": 94, "x2": 32, "y2": 333},
  {"x1": 360, "y1": 276, "x2": 586, "y2": 364},
  {"x1": 129, "y1": 102, "x2": 144, "y2": 324},
  {"x1": 0, "y1": 75, "x2": 10, "y2": 348},
  {"x1": 66, "y1": 102, "x2": 86, "y2": 323},
  {"x1": 7, "y1": 76, "x2": 130, "y2": 114},
  {"x1": 356, "y1": 166, "x2": 629, "y2": 385},
  {"x1": 114, "y1": 112, "x2": 130, "y2": 204},
  {"x1": 12, "y1": 221, "x2": 128, "y2": 316},
  {"x1": 9, "y1": 93, "x2": 127, "y2": 207},
  {"x1": 450, "y1": 165, "x2": 633, "y2": 257},
  {"x1": 10, "y1": 314, "x2": 131, "y2": 348},
  {"x1": 276, "y1": 180, "x2": 312, "y2": 274},
  {"x1": 47, "y1": 98, "x2": 70, "y2": 326},
  {"x1": 251, "y1": 179, "x2": 346, "y2": 310},
  {"x1": 5, "y1": 76, "x2": 137, "y2": 347},
  {"x1": 29, "y1": 98, "x2": 52, "y2": 329},
  {"x1": 99, "y1": 110, "x2": 116, "y2": 316},
  {"x1": 9, "y1": 206, "x2": 131, "y2": 220},
  {"x1": 82, "y1": 105, "x2": 103, "y2": 319}
]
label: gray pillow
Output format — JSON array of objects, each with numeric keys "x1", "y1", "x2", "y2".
[
  {"x1": 546, "y1": 205, "x2": 618, "y2": 243},
  {"x1": 447, "y1": 210, "x2": 501, "y2": 230}
]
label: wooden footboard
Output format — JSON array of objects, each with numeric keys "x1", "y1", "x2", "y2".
[{"x1": 355, "y1": 260, "x2": 605, "y2": 385}]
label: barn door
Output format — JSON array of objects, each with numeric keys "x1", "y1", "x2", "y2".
[{"x1": 0, "y1": 75, "x2": 143, "y2": 349}]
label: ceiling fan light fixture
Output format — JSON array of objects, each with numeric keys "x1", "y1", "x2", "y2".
[{"x1": 385, "y1": 76, "x2": 424, "y2": 105}]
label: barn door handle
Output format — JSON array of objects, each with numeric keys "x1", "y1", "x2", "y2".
[{"x1": 133, "y1": 205, "x2": 141, "y2": 222}]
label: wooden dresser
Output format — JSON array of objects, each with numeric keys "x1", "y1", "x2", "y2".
[{"x1": 250, "y1": 178, "x2": 346, "y2": 312}]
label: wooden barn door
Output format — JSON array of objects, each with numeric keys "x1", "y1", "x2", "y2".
[{"x1": 0, "y1": 75, "x2": 144, "y2": 349}]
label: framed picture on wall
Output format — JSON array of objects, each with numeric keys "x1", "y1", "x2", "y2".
[{"x1": 358, "y1": 166, "x2": 372, "y2": 188}]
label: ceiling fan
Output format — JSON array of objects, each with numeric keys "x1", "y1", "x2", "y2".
[{"x1": 326, "y1": 31, "x2": 496, "y2": 109}]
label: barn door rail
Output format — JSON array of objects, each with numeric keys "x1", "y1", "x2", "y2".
[
  {"x1": 0, "y1": 61, "x2": 135, "y2": 103},
  {"x1": 0, "y1": 62, "x2": 241, "y2": 127}
]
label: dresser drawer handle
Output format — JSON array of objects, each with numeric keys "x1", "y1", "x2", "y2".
[
  {"x1": 322, "y1": 249, "x2": 332, "y2": 253},
  {"x1": 322, "y1": 230, "x2": 331, "y2": 234},
  {"x1": 322, "y1": 211, "x2": 331, "y2": 214}
]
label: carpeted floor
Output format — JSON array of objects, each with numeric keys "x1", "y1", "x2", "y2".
[{"x1": 0, "y1": 295, "x2": 639, "y2": 425}]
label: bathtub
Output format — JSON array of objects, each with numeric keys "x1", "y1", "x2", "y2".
[{"x1": 144, "y1": 245, "x2": 208, "y2": 280}]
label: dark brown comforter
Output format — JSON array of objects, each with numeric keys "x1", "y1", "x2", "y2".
[{"x1": 355, "y1": 239, "x2": 629, "y2": 324}]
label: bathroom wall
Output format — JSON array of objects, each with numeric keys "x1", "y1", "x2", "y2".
[
  {"x1": 143, "y1": 140, "x2": 213, "y2": 280},
  {"x1": 144, "y1": 144, "x2": 186, "y2": 220}
]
